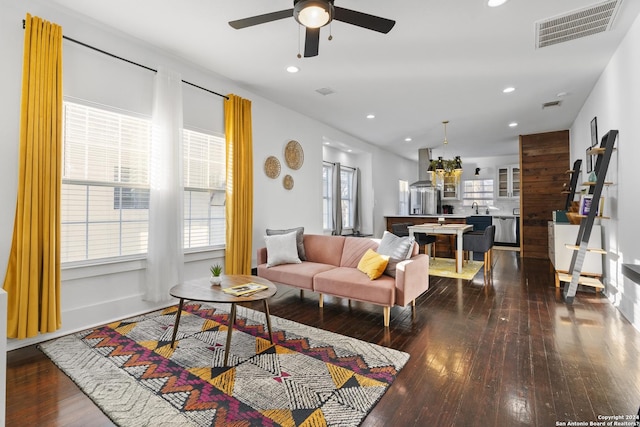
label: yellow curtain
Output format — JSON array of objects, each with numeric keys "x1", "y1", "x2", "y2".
[
  {"x1": 3, "y1": 14, "x2": 63, "y2": 339},
  {"x1": 224, "y1": 94, "x2": 253, "y2": 274}
]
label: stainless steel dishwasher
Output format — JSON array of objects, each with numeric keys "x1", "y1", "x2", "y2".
[{"x1": 494, "y1": 216, "x2": 517, "y2": 245}]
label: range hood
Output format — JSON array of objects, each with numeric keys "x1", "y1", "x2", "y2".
[{"x1": 410, "y1": 148, "x2": 434, "y2": 187}]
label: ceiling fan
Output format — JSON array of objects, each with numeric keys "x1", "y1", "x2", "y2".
[{"x1": 229, "y1": 0, "x2": 396, "y2": 57}]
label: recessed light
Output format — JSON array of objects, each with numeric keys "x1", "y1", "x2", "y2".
[
  {"x1": 347, "y1": 149, "x2": 353, "y2": 153},
  {"x1": 557, "y1": 91, "x2": 568, "y2": 97},
  {"x1": 509, "y1": 122, "x2": 518, "y2": 127},
  {"x1": 286, "y1": 65, "x2": 299, "y2": 73},
  {"x1": 503, "y1": 87, "x2": 515, "y2": 93},
  {"x1": 488, "y1": 0, "x2": 509, "y2": 7},
  {"x1": 405, "y1": 137, "x2": 412, "y2": 142},
  {"x1": 366, "y1": 114, "x2": 375, "y2": 119}
]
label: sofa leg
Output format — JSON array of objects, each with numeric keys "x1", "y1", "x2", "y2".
[
  {"x1": 411, "y1": 299, "x2": 416, "y2": 307},
  {"x1": 383, "y1": 306, "x2": 390, "y2": 327},
  {"x1": 319, "y1": 293, "x2": 324, "y2": 308},
  {"x1": 300, "y1": 289, "x2": 304, "y2": 299}
]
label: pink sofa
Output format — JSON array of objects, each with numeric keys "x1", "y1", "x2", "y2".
[{"x1": 256, "y1": 234, "x2": 430, "y2": 326}]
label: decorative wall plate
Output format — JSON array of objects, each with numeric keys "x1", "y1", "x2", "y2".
[
  {"x1": 283, "y1": 174, "x2": 294, "y2": 190},
  {"x1": 264, "y1": 156, "x2": 281, "y2": 179},
  {"x1": 284, "y1": 140, "x2": 304, "y2": 170}
]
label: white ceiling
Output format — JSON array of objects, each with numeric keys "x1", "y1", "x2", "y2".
[{"x1": 49, "y1": 0, "x2": 640, "y2": 161}]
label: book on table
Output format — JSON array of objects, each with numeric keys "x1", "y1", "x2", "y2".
[{"x1": 222, "y1": 282, "x2": 268, "y2": 296}]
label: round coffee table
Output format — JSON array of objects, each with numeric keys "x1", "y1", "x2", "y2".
[{"x1": 169, "y1": 274, "x2": 277, "y2": 366}]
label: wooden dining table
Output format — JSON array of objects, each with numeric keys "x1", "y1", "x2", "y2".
[{"x1": 408, "y1": 223, "x2": 473, "y2": 273}]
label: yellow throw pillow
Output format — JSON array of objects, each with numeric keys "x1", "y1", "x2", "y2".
[{"x1": 357, "y1": 249, "x2": 390, "y2": 280}]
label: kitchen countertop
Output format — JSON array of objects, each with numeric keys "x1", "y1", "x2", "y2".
[
  {"x1": 386, "y1": 214, "x2": 468, "y2": 219},
  {"x1": 386, "y1": 214, "x2": 519, "y2": 219}
]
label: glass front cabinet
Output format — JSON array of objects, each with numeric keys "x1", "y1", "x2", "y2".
[
  {"x1": 439, "y1": 173, "x2": 460, "y2": 200},
  {"x1": 497, "y1": 164, "x2": 520, "y2": 199}
]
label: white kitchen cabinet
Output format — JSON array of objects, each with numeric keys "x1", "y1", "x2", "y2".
[
  {"x1": 435, "y1": 173, "x2": 460, "y2": 200},
  {"x1": 548, "y1": 221, "x2": 602, "y2": 276},
  {"x1": 497, "y1": 164, "x2": 520, "y2": 199}
]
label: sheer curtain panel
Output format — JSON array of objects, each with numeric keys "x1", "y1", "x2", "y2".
[
  {"x1": 331, "y1": 163, "x2": 343, "y2": 235},
  {"x1": 145, "y1": 68, "x2": 184, "y2": 302},
  {"x1": 3, "y1": 14, "x2": 63, "y2": 339},
  {"x1": 352, "y1": 167, "x2": 362, "y2": 234}
]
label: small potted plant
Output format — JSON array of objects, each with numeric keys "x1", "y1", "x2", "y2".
[{"x1": 210, "y1": 264, "x2": 223, "y2": 285}]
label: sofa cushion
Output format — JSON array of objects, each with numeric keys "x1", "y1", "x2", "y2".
[
  {"x1": 266, "y1": 227, "x2": 306, "y2": 261},
  {"x1": 314, "y1": 267, "x2": 396, "y2": 306},
  {"x1": 264, "y1": 231, "x2": 301, "y2": 267},
  {"x1": 258, "y1": 261, "x2": 335, "y2": 290},
  {"x1": 357, "y1": 249, "x2": 389, "y2": 280},
  {"x1": 377, "y1": 231, "x2": 415, "y2": 277},
  {"x1": 303, "y1": 235, "x2": 346, "y2": 266},
  {"x1": 339, "y1": 237, "x2": 379, "y2": 268}
]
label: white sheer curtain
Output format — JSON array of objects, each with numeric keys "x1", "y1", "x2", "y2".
[
  {"x1": 352, "y1": 167, "x2": 362, "y2": 234},
  {"x1": 331, "y1": 162, "x2": 342, "y2": 236},
  {"x1": 145, "y1": 68, "x2": 184, "y2": 302}
]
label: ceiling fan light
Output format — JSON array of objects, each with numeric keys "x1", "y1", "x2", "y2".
[{"x1": 294, "y1": 1, "x2": 332, "y2": 28}]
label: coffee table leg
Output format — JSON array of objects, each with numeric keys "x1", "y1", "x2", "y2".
[
  {"x1": 171, "y1": 298, "x2": 185, "y2": 349},
  {"x1": 224, "y1": 303, "x2": 237, "y2": 366},
  {"x1": 263, "y1": 299, "x2": 274, "y2": 344}
]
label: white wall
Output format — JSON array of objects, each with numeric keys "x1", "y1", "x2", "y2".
[
  {"x1": 371, "y1": 148, "x2": 421, "y2": 237},
  {"x1": 569, "y1": 13, "x2": 640, "y2": 332},
  {"x1": 0, "y1": 0, "x2": 416, "y2": 351}
]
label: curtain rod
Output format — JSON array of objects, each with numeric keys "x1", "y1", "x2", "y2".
[
  {"x1": 22, "y1": 20, "x2": 229, "y2": 100},
  {"x1": 323, "y1": 161, "x2": 356, "y2": 171}
]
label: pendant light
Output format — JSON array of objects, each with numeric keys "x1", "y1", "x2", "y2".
[{"x1": 435, "y1": 120, "x2": 463, "y2": 176}]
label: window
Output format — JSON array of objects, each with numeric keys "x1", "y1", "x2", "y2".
[
  {"x1": 322, "y1": 164, "x2": 332, "y2": 230},
  {"x1": 61, "y1": 101, "x2": 227, "y2": 264},
  {"x1": 183, "y1": 129, "x2": 226, "y2": 249},
  {"x1": 322, "y1": 163, "x2": 355, "y2": 230},
  {"x1": 462, "y1": 179, "x2": 495, "y2": 207},
  {"x1": 398, "y1": 180, "x2": 409, "y2": 215},
  {"x1": 62, "y1": 101, "x2": 151, "y2": 263},
  {"x1": 113, "y1": 167, "x2": 150, "y2": 210}
]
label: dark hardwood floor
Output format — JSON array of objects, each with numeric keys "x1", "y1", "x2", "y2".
[{"x1": 6, "y1": 250, "x2": 640, "y2": 426}]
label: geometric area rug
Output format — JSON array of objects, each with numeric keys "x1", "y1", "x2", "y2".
[{"x1": 39, "y1": 302, "x2": 409, "y2": 426}]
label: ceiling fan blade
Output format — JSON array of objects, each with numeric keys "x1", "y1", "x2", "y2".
[
  {"x1": 333, "y1": 7, "x2": 395, "y2": 34},
  {"x1": 229, "y1": 9, "x2": 293, "y2": 29},
  {"x1": 304, "y1": 27, "x2": 320, "y2": 57}
]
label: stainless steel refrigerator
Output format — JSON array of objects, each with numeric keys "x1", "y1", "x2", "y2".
[{"x1": 409, "y1": 185, "x2": 439, "y2": 215}]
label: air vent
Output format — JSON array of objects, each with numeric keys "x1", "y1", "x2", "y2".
[
  {"x1": 535, "y1": 0, "x2": 622, "y2": 49},
  {"x1": 542, "y1": 100, "x2": 562, "y2": 109},
  {"x1": 315, "y1": 87, "x2": 335, "y2": 96}
]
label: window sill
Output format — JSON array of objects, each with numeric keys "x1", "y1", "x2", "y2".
[{"x1": 62, "y1": 246, "x2": 225, "y2": 281}]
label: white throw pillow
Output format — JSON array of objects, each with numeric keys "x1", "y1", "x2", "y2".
[{"x1": 265, "y1": 231, "x2": 302, "y2": 267}]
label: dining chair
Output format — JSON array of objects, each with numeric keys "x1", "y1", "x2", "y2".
[
  {"x1": 462, "y1": 225, "x2": 496, "y2": 276},
  {"x1": 391, "y1": 223, "x2": 436, "y2": 258}
]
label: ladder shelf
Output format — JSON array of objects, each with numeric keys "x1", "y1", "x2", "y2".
[{"x1": 562, "y1": 129, "x2": 617, "y2": 304}]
